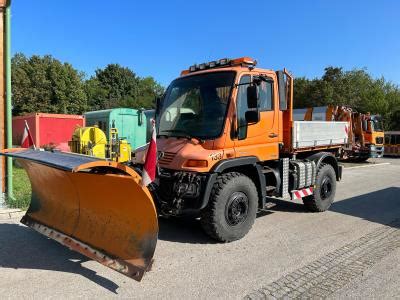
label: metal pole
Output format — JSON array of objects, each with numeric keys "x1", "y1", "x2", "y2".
[{"x1": 5, "y1": 1, "x2": 12, "y2": 201}]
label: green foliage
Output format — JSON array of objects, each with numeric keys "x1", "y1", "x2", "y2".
[
  {"x1": 12, "y1": 53, "x2": 87, "y2": 115},
  {"x1": 8, "y1": 165, "x2": 31, "y2": 209},
  {"x1": 87, "y1": 64, "x2": 164, "y2": 110},
  {"x1": 12, "y1": 54, "x2": 165, "y2": 116},
  {"x1": 11, "y1": 53, "x2": 398, "y2": 130},
  {"x1": 137, "y1": 76, "x2": 165, "y2": 108},
  {"x1": 294, "y1": 67, "x2": 400, "y2": 130},
  {"x1": 84, "y1": 77, "x2": 108, "y2": 111}
]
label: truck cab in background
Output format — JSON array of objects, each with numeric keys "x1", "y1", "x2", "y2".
[{"x1": 362, "y1": 114, "x2": 384, "y2": 158}]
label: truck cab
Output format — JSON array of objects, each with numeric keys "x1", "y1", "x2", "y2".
[
  {"x1": 362, "y1": 114, "x2": 384, "y2": 158},
  {"x1": 155, "y1": 57, "x2": 283, "y2": 171}
]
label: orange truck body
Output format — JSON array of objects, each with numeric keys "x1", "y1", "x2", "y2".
[
  {"x1": 139, "y1": 57, "x2": 345, "y2": 216},
  {"x1": 136, "y1": 62, "x2": 347, "y2": 172}
]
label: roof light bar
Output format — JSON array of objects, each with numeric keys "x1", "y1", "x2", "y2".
[
  {"x1": 181, "y1": 57, "x2": 257, "y2": 75},
  {"x1": 209, "y1": 61, "x2": 217, "y2": 68},
  {"x1": 219, "y1": 58, "x2": 230, "y2": 65}
]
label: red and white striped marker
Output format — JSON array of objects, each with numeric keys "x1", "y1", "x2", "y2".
[
  {"x1": 292, "y1": 187, "x2": 314, "y2": 200},
  {"x1": 141, "y1": 119, "x2": 157, "y2": 187},
  {"x1": 21, "y1": 120, "x2": 35, "y2": 148}
]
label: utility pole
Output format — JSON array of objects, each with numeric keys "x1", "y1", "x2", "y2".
[{"x1": 0, "y1": 0, "x2": 11, "y2": 207}]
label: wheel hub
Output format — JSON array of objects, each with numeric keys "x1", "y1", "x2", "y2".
[
  {"x1": 225, "y1": 192, "x2": 249, "y2": 226},
  {"x1": 320, "y1": 177, "x2": 333, "y2": 200}
]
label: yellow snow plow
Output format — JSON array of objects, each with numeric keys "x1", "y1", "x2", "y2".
[{"x1": 1, "y1": 149, "x2": 158, "y2": 281}]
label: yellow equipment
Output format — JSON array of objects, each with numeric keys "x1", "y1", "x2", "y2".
[
  {"x1": 69, "y1": 126, "x2": 107, "y2": 158},
  {"x1": 69, "y1": 126, "x2": 132, "y2": 163}
]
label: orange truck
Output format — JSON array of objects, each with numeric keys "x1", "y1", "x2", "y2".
[
  {"x1": 1, "y1": 57, "x2": 348, "y2": 281},
  {"x1": 294, "y1": 106, "x2": 384, "y2": 161},
  {"x1": 362, "y1": 113, "x2": 385, "y2": 158}
]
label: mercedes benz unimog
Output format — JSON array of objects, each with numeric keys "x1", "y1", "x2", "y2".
[{"x1": 1, "y1": 57, "x2": 348, "y2": 281}]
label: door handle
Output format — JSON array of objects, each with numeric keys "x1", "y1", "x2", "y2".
[{"x1": 269, "y1": 133, "x2": 278, "y2": 138}]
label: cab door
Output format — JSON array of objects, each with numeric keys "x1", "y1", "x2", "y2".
[{"x1": 233, "y1": 73, "x2": 279, "y2": 161}]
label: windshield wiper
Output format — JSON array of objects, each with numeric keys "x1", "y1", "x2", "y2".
[{"x1": 160, "y1": 129, "x2": 204, "y2": 143}]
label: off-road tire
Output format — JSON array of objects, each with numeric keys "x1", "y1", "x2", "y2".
[
  {"x1": 303, "y1": 163, "x2": 336, "y2": 212},
  {"x1": 200, "y1": 172, "x2": 258, "y2": 242}
]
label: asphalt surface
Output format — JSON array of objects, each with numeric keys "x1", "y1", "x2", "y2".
[{"x1": 0, "y1": 158, "x2": 399, "y2": 299}]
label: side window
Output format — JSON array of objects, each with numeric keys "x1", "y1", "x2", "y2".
[
  {"x1": 362, "y1": 120, "x2": 368, "y2": 132},
  {"x1": 258, "y1": 80, "x2": 273, "y2": 111},
  {"x1": 236, "y1": 75, "x2": 251, "y2": 140},
  {"x1": 385, "y1": 135, "x2": 390, "y2": 145}
]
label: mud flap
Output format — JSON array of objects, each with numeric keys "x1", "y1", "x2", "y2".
[{"x1": 1, "y1": 149, "x2": 158, "y2": 281}]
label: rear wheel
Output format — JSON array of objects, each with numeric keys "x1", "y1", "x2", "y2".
[
  {"x1": 200, "y1": 172, "x2": 258, "y2": 242},
  {"x1": 303, "y1": 163, "x2": 336, "y2": 212}
]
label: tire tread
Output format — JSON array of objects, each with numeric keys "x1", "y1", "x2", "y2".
[
  {"x1": 201, "y1": 172, "x2": 257, "y2": 242},
  {"x1": 303, "y1": 163, "x2": 336, "y2": 212}
]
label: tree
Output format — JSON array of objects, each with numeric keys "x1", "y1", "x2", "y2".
[
  {"x1": 84, "y1": 77, "x2": 108, "y2": 111},
  {"x1": 12, "y1": 53, "x2": 87, "y2": 115},
  {"x1": 88, "y1": 64, "x2": 164, "y2": 110},
  {"x1": 137, "y1": 76, "x2": 165, "y2": 108},
  {"x1": 94, "y1": 64, "x2": 139, "y2": 108}
]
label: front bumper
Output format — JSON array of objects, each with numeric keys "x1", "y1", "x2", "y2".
[
  {"x1": 369, "y1": 145, "x2": 384, "y2": 158},
  {"x1": 155, "y1": 169, "x2": 216, "y2": 215}
]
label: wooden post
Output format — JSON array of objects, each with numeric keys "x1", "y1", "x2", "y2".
[
  {"x1": 0, "y1": 0, "x2": 9, "y2": 206},
  {"x1": 0, "y1": 1, "x2": 5, "y2": 198}
]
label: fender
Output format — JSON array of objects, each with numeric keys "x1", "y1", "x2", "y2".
[
  {"x1": 306, "y1": 152, "x2": 342, "y2": 181},
  {"x1": 210, "y1": 156, "x2": 259, "y2": 173},
  {"x1": 200, "y1": 156, "x2": 266, "y2": 209}
]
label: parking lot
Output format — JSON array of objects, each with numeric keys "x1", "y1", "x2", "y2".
[{"x1": 0, "y1": 158, "x2": 399, "y2": 299}]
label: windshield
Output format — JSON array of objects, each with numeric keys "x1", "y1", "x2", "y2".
[
  {"x1": 371, "y1": 116, "x2": 383, "y2": 132},
  {"x1": 158, "y1": 71, "x2": 235, "y2": 139}
]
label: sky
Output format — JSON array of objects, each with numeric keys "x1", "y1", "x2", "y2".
[{"x1": 11, "y1": 0, "x2": 400, "y2": 87}]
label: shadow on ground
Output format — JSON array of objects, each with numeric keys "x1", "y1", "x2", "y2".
[
  {"x1": 0, "y1": 223, "x2": 120, "y2": 293},
  {"x1": 158, "y1": 210, "x2": 273, "y2": 243},
  {"x1": 270, "y1": 187, "x2": 400, "y2": 229},
  {"x1": 158, "y1": 217, "x2": 213, "y2": 244}
]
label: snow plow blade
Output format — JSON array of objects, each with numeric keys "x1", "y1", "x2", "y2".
[{"x1": 1, "y1": 149, "x2": 158, "y2": 281}]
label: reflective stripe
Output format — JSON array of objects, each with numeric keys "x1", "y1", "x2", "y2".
[{"x1": 292, "y1": 187, "x2": 314, "y2": 200}]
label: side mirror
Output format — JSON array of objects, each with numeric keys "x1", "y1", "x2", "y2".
[
  {"x1": 247, "y1": 85, "x2": 258, "y2": 109},
  {"x1": 138, "y1": 109, "x2": 143, "y2": 126},
  {"x1": 245, "y1": 110, "x2": 260, "y2": 124}
]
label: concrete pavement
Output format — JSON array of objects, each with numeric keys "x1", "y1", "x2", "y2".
[{"x1": 0, "y1": 158, "x2": 399, "y2": 298}]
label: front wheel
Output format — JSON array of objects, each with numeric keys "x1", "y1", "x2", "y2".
[
  {"x1": 303, "y1": 163, "x2": 336, "y2": 212},
  {"x1": 200, "y1": 172, "x2": 258, "y2": 242}
]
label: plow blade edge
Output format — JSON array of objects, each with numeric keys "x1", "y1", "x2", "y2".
[{"x1": 1, "y1": 149, "x2": 158, "y2": 281}]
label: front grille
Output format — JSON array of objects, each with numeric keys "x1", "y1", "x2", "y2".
[
  {"x1": 158, "y1": 152, "x2": 176, "y2": 165},
  {"x1": 376, "y1": 137, "x2": 384, "y2": 144}
]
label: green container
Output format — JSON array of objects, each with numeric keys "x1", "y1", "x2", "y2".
[{"x1": 84, "y1": 108, "x2": 150, "y2": 149}]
